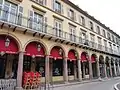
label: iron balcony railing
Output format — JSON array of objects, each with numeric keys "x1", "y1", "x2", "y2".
[{"x1": 0, "y1": 8, "x2": 119, "y2": 56}]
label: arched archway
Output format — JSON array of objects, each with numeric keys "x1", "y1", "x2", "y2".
[
  {"x1": 111, "y1": 58, "x2": 115, "y2": 77},
  {"x1": 67, "y1": 49, "x2": 78, "y2": 81},
  {"x1": 99, "y1": 55, "x2": 105, "y2": 78},
  {"x1": 0, "y1": 35, "x2": 20, "y2": 79},
  {"x1": 80, "y1": 52, "x2": 89, "y2": 79},
  {"x1": 105, "y1": 57, "x2": 110, "y2": 77},
  {"x1": 91, "y1": 54, "x2": 97, "y2": 78},
  {"x1": 23, "y1": 41, "x2": 47, "y2": 80},
  {"x1": 49, "y1": 46, "x2": 65, "y2": 82}
]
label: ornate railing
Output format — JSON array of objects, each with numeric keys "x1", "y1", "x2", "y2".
[
  {"x1": 0, "y1": 8, "x2": 119, "y2": 56},
  {"x1": 0, "y1": 79, "x2": 16, "y2": 90}
]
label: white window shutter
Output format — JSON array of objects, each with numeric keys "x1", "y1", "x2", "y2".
[
  {"x1": 53, "y1": 0, "x2": 55, "y2": 10},
  {"x1": 67, "y1": 8, "x2": 70, "y2": 17},
  {"x1": 28, "y1": 10, "x2": 34, "y2": 28},
  {"x1": 61, "y1": 5, "x2": 64, "y2": 14},
  {"x1": 74, "y1": 12, "x2": 76, "y2": 21},
  {"x1": 17, "y1": 5, "x2": 23, "y2": 25}
]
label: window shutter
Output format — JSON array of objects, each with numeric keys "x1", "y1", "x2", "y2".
[
  {"x1": 61, "y1": 5, "x2": 64, "y2": 14},
  {"x1": 17, "y1": 6, "x2": 23, "y2": 25},
  {"x1": 74, "y1": 12, "x2": 76, "y2": 21},
  {"x1": 44, "y1": 17, "x2": 47, "y2": 32},
  {"x1": 44, "y1": 0, "x2": 47, "y2": 5},
  {"x1": 28, "y1": 10, "x2": 34, "y2": 29},
  {"x1": 67, "y1": 8, "x2": 70, "y2": 17},
  {"x1": 53, "y1": 0, "x2": 55, "y2": 10}
]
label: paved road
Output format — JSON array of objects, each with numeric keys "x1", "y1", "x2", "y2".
[{"x1": 53, "y1": 78, "x2": 120, "y2": 90}]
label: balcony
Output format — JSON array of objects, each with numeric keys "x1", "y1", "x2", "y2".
[{"x1": 0, "y1": 9, "x2": 119, "y2": 56}]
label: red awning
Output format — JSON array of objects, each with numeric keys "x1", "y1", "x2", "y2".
[
  {"x1": 91, "y1": 55, "x2": 96, "y2": 63},
  {"x1": 50, "y1": 47, "x2": 62, "y2": 60},
  {"x1": 68, "y1": 51, "x2": 76, "y2": 61},
  {"x1": 0, "y1": 36, "x2": 18, "y2": 54},
  {"x1": 81, "y1": 52, "x2": 88, "y2": 62},
  {"x1": 25, "y1": 42, "x2": 45, "y2": 57}
]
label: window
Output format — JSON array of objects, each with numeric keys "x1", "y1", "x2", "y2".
[
  {"x1": 33, "y1": 0, "x2": 46, "y2": 5},
  {"x1": 104, "y1": 40, "x2": 107, "y2": 51},
  {"x1": 69, "y1": 25, "x2": 76, "y2": 42},
  {"x1": 90, "y1": 34, "x2": 94, "y2": 42},
  {"x1": 96, "y1": 26, "x2": 100, "y2": 35},
  {"x1": 28, "y1": 11, "x2": 43, "y2": 31},
  {"x1": 109, "y1": 42, "x2": 112, "y2": 49},
  {"x1": 54, "y1": 19, "x2": 62, "y2": 37},
  {"x1": 112, "y1": 35, "x2": 115, "y2": 42},
  {"x1": 116, "y1": 38, "x2": 118, "y2": 44},
  {"x1": 90, "y1": 34, "x2": 95, "y2": 47},
  {"x1": 2, "y1": 1, "x2": 17, "y2": 23},
  {"x1": 102, "y1": 29, "x2": 106, "y2": 37},
  {"x1": 80, "y1": 16, "x2": 85, "y2": 26},
  {"x1": 89, "y1": 21, "x2": 93, "y2": 30},
  {"x1": 68, "y1": 9, "x2": 74, "y2": 20},
  {"x1": 98, "y1": 37, "x2": 102, "y2": 49},
  {"x1": 107, "y1": 32, "x2": 111, "y2": 40},
  {"x1": 54, "y1": 1, "x2": 61, "y2": 13}
]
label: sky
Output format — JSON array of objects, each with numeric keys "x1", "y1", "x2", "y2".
[{"x1": 69, "y1": 0, "x2": 120, "y2": 35}]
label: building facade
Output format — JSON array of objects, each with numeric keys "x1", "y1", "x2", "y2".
[{"x1": 0, "y1": 0, "x2": 120, "y2": 89}]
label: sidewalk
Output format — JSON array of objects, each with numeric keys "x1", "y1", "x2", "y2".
[{"x1": 50, "y1": 77, "x2": 120, "y2": 88}]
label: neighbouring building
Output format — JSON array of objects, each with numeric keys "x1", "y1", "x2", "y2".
[{"x1": 0, "y1": 0, "x2": 120, "y2": 89}]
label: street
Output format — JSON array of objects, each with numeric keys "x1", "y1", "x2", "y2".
[{"x1": 53, "y1": 78, "x2": 120, "y2": 90}]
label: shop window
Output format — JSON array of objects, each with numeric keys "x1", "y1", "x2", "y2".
[
  {"x1": 35, "y1": 57, "x2": 45, "y2": 77},
  {"x1": 67, "y1": 61, "x2": 74, "y2": 75},
  {"x1": 23, "y1": 56, "x2": 31, "y2": 72},
  {"x1": 53, "y1": 59, "x2": 63, "y2": 76}
]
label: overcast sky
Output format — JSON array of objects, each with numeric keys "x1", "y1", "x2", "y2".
[{"x1": 69, "y1": 0, "x2": 120, "y2": 35}]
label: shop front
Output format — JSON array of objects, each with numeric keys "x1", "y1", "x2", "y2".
[
  {"x1": 49, "y1": 46, "x2": 64, "y2": 83},
  {"x1": 91, "y1": 54, "x2": 97, "y2": 78},
  {"x1": 0, "y1": 35, "x2": 19, "y2": 89},
  {"x1": 81, "y1": 52, "x2": 89, "y2": 79},
  {"x1": 67, "y1": 50, "x2": 78, "y2": 81}
]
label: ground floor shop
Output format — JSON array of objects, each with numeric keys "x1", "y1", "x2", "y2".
[{"x1": 0, "y1": 33, "x2": 120, "y2": 89}]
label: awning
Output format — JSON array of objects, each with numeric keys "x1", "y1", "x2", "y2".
[
  {"x1": 25, "y1": 42, "x2": 45, "y2": 57},
  {"x1": 50, "y1": 47, "x2": 63, "y2": 60},
  {"x1": 81, "y1": 52, "x2": 88, "y2": 62},
  {"x1": 0, "y1": 36, "x2": 18, "y2": 54},
  {"x1": 68, "y1": 50, "x2": 76, "y2": 61},
  {"x1": 91, "y1": 55, "x2": 96, "y2": 63}
]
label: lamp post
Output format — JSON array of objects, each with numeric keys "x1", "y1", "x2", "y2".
[
  {"x1": 37, "y1": 44, "x2": 41, "y2": 52},
  {"x1": 5, "y1": 38, "x2": 10, "y2": 48}
]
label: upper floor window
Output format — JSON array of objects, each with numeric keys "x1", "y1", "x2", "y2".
[
  {"x1": 102, "y1": 29, "x2": 106, "y2": 37},
  {"x1": 54, "y1": 18, "x2": 62, "y2": 37},
  {"x1": 116, "y1": 37, "x2": 118, "y2": 44},
  {"x1": 54, "y1": 1, "x2": 61, "y2": 13},
  {"x1": 90, "y1": 34, "x2": 95, "y2": 42},
  {"x1": 112, "y1": 35, "x2": 115, "y2": 42},
  {"x1": 89, "y1": 21, "x2": 94, "y2": 30},
  {"x1": 32, "y1": 0, "x2": 46, "y2": 5},
  {"x1": 98, "y1": 37, "x2": 101, "y2": 44},
  {"x1": 96, "y1": 26, "x2": 100, "y2": 35},
  {"x1": 28, "y1": 11, "x2": 43, "y2": 31},
  {"x1": 104, "y1": 40, "x2": 107, "y2": 47},
  {"x1": 68, "y1": 9, "x2": 76, "y2": 21},
  {"x1": 69, "y1": 24, "x2": 76, "y2": 42},
  {"x1": 80, "y1": 16, "x2": 85, "y2": 26},
  {"x1": 107, "y1": 32, "x2": 111, "y2": 40}
]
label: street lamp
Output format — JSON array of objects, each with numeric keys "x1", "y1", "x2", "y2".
[
  {"x1": 59, "y1": 48, "x2": 62, "y2": 55},
  {"x1": 5, "y1": 38, "x2": 10, "y2": 48},
  {"x1": 37, "y1": 44, "x2": 41, "y2": 52}
]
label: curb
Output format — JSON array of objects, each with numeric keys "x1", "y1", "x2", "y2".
[
  {"x1": 51, "y1": 77, "x2": 120, "y2": 88},
  {"x1": 114, "y1": 83, "x2": 120, "y2": 90}
]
